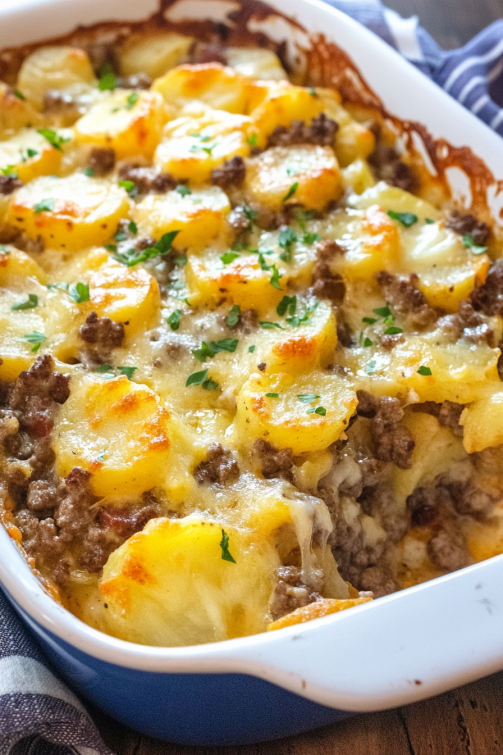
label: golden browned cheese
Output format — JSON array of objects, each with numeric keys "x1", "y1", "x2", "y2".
[{"x1": 1, "y1": 34, "x2": 503, "y2": 649}]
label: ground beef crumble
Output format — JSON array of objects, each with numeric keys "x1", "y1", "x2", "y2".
[
  {"x1": 445, "y1": 209, "x2": 490, "y2": 247},
  {"x1": 267, "y1": 114, "x2": 339, "y2": 148},
  {"x1": 376, "y1": 270, "x2": 437, "y2": 328},
  {"x1": 356, "y1": 391, "x2": 415, "y2": 469},
  {"x1": 270, "y1": 566, "x2": 322, "y2": 620},
  {"x1": 368, "y1": 144, "x2": 418, "y2": 192},
  {"x1": 117, "y1": 163, "x2": 177, "y2": 194},
  {"x1": 194, "y1": 444, "x2": 240, "y2": 485},
  {"x1": 438, "y1": 300, "x2": 493, "y2": 344},
  {"x1": 211, "y1": 156, "x2": 246, "y2": 188},
  {"x1": 88, "y1": 147, "x2": 116, "y2": 176},
  {"x1": 412, "y1": 400, "x2": 464, "y2": 437},
  {"x1": 312, "y1": 239, "x2": 346, "y2": 303},
  {"x1": 471, "y1": 259, "x2": 503, "y2": 317},
  {"x1": 79, "y1": 312, "x2": 125, "y2": 366},
  {"x1": 0, "y1": 175, "x2": 23, "y2": 195},
  {"x1": 253, "y1": 439, "x2": 294, "y2": 483}
]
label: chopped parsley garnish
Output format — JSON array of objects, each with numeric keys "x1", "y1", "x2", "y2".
[
  {"x1": 98, "y1": 68, "x2": 116, "y2": 91},
  {"x1": 278, "y1": 227, "x2": 297, "y2": 261},
  {"x1": 202, "y1": 377, "x2": 219, "y2": 390},
  {"x1": 307, "y1": 406, "x2": 326, "y2": 416},
  {"x1": 187, "y1": 369, "x2": 208, "y2": 386},
  {"x1": 117, "y1": 366, "x2": 137, "y2": 380},
  {"x1": 425, "y1": 218, "x2": 435, "y2": 224},
  {"x1": 298, "y1": 394, "x2": 320, "y2": 404},
  {"x1": 0, "y1": 246, "x2": 10, "y2": 254},
  {"x1": 167, "y1": 309, "x2": 182, "y2": 331},
  {"x1": 11, "y1": 294, "x2": 38, "y2": 311},
  {"x1": 221, "y1": 252, "x2": 239, "y2": 265},
  {"x1": 37, "y1": 128, "x2": 70, "y2": 152},
  {"x1": 387, "y1": 210, "x2": 418, "y2": 228},
  {"x1": 114, "y1": 228, "x2": 128, "y2": 242},
  {"x1": 96, "y1": 451, "x2": 106, "y2": 462},
  {"x1": 294, "y1": 208, "x2": 314, "y2": 231},
  {"x1": 265, "y1": 392, "x2": 280, "y2": 398},
  {"x1": 113, "y1": 231, "x2": 179, "y2": 267},
  {"x1": 286, "y1": 301, "x2": 319, "y2": 327},
  {"x1": 242, "y1": 205, "x2": 258, "y2": 231},
  {"x1": 286, "y1": 167, "x2": 299, "y2": 177},
  {"x1": 365, "y1": 359, "x2": 377, "y2": 374},
  {"x1": 307, "y1": 87, "x2": 318, "y2": 97},
  {"x1": 84, "y1": 167, "x2": 95, "y2": 177},
  {"x1": 463, "y1": 234, "x2": 488, "y2": 255},
  {"x1": 1, "y1": 166, "x2": 18, "y2": 177},
  {"x1": 220, "y1": 529, "x2": 236, "y2": 563},
  {"x1": 129, "y1": 221, "x2": 138, "y2": 234},
  {"x1": 269, "y1": 264, "x2": 282, "y2": 290},
  {"x1": 302, "y1": 232, "x2": 321, "y2": 245},
  {"x1": 193, "y1": 339, "x2": 238, "y2": 362},
  {"x1": 96, "y1": 363, "x2": 113, "y2": 373},
  {"x1": 20, "y1": 148, "x2": 38, "y2": 163},
  {"x1": 417, "y1": 365, "x2": 432, "y2": 376},
  {"x1": 277, "y1": 295, "x2": 297, "y2": 317},
  {"x1": 69, "y1": 282, "x2": 90, "y2": 304},
  {"x1": 373, "y1": 305, "x2": 393, "y2": 319},
  {"x1": 104, "y1": 244, "x2": 117, "y2": 253},
  {"x1": 247, "y1": 133, "x2": 258, "y2": 147},
  {"x1": 363, "y1": 337, "x2": 373, "y2": 347},
  {"x1": 174, "y1": 254, "x2": 187, "y2": 267},
  {"x1": 34, "y1": 198, "x2": 54, "y2": 213},
  {"x1": 362, "y1": 316, "x2": 377, "y2": 325},
  {"x1": 175, "y1": 185, "x2": 191, "y2": 197},
  {"x1": 125, "y1": 92, "x2": 139, "y2": 110},
  {"x1": 248, "y1": 345, "x2": 256, "y2": 353},
  {"x1": 118, "y1": 179, "x2": 137, "y2": 197},
  {"x1": 282, "y1": 182, "x2": 298, "y2": 203},
  {"x1": 21, "y1": 331, "x2": 46, "y2": 352},
  {"x1": 259, "y1": 321, "x2": 284, "y2": 330},
  {"x1": 47, "y1": 281, "x2": 69, "y2": 291},
  {"x1": 226, "y1": 304, "x2": 240, "y2": 327},
  {"x1": 384, "y1": 326, "x2": 403, "y2": 335},
  {"x1": 13, "y1": 90, "x2": 26, "y2": 100}
]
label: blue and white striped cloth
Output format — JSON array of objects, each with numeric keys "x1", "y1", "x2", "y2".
[{"x1": 1, "y1": 2, "x2": 503, "y2": 753}]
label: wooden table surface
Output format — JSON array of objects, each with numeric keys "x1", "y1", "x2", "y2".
[{"x1": 95, "y1": 1, "x2": 503, "y2": 753}]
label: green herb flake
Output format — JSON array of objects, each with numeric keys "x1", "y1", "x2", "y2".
[
  {"x1": 13, "y1": 90, "x2": 26, "y2": 100},
  {"x1": 26, "y1": 148, "x2": 38, "y2": 159},
  {"x1": 247, "y1": 132, "x2": 258, "y2": 147},
  {"x1": 21, "y1": 331, "x2": 46, "y2": 352},
  {"x1": 11, "y1": 294, "x2": 38, "y2": 311},
  {"x1": 298, "y1": 394, "x2": 320, "y2": 404},
  {"x1": 69, "y1": 282, "x2": 90, "y2": 304},
  {"x1": 128, "y1": 220, "x2": 138, "y2": 234},
  {"x1": 277, "y1": 295, "x2": 297, "y2": 317},
  {"x1": 226, "y1": 304, "x2": 241, "y2": 327},
  {"x1": 363, "y1": 337, "x2": 373, "y2": 347},
  {"x1": 294, "y1": 208, "x2": 314, "y2": 232},
  {"x1": 98, "y1": 70, "x2": 116, "y2": 91},
  {"x1": 302, "y1": 232, "x2": 321, "y2": 245},
  {"x1": 248, "y1": 345, "x2": 256, "y2": 353},
  {"x1": 175, "y1": 184, "x2": 191, "y2": 197},
  {"x1": 282, "y1": 182, "x2": 298, "y2": 203},
  {"x1": 174, "y1": 254, "x2": 188, "y2": 267},
  {"x1": 463, "y1": 234, "x2": 488, "y2": 255},
  {"x1": 221, "y1": 252, "x2": 240, "y2": 265},
  {"x1": 126, "y1": 92, "x2": 140, "y2": 110},
  {"x1": 425, "y1": 218, "x2": 435, "y2": 224},
  {"x1": 46, "y1": 281, "x2": 69, "y2": 291},
  {"x1": 387, "y1": 210, "x2": 418, "y2": 228},
  {"x1": 186, "y1": 368, "x2": 209, "y2": 386},
  {"x1": 286, "y1": 167, "x2": 299, "y2": 177},
  {"x1": 104, "y1": 244, "x2": 118, "y2": 253},
  {"x1": 307, "y1": 87, "x2": 318, "y2": 97},
  {"x1": 117, "y1": 366, "x2": 137, "y2": 380},
  {"x1": 259, "y1": 321, "x2": 284, "y2": 330},
  {"x1": 118, "y1": 179, "x2": 137, "y2": 197},
  {"x1": 307, "y1": 406, "x2": 326, "y2": 416},
  {"x1": 384, "y1": 326, "x2": 403, "y2": 335},
  {"x1": 167, "y1": 309, "x2": 182, "y2": 331},
  {"x1": 417, "y1": 365, "x2": 432, "y2": 376},
  {"x1": 373, "y1": 305, "x2": 392, "y2": 319},
  {"x1": 202, "y1": 377, "x2": 219, "y2": 390},
  {"x1": 193, "y1": 342, "x2": 215, "y2": 363},
  {"x1": 1, "y1": 166, "x2": 18, "y2": 177},
  {"x1": 37, "y1": 128, "x2": 70, "y2": 152},
  {"x1": 96, "y1": 451, "x2": 106, "y2": 462},
  {"x1": 286, "y1": 301, "x2": 319, "y2": 327},
  {"x1": 114, "y1": 231, "x2": 180, "y2": 267},
  {"x1": 362, "y1": 316, "x2": 377, "y2": 325},
  {"x1": 365, "y1": 359, "x2": 377, "y2": 374},
  {"x1": 34, "y1": 198, "x2": 54, "y2": 214},
  {"x1": 265, "y1": 392, "x2": 280, "y2": 398},
  {"x1": 209, "y1": 338, "x2": 238, "y2": 354},
  {"x1": 220, "y1": 529, "x2": 236, "y2": 563},
  {"x1": 243, "y1": 205, "x2": 258, "y2": 231},
  {"x1": 84, "y1": 167, "x2": 95, "y2": 177},
  {"x1": 114, "y1": 229, "x2": 128, "y2": 242},
  {"x1": 269, "y1": 264, "x2": 283, "y2": 290},
  {"x1": 0, "y1": 246, "x2": 10, "y2": 254},
  {"x1": 279, "y1": 227, "x2": 297, "y2": 249},
  {"x1": 96, "y1": 363, "x2": 114, "y2": 373}
]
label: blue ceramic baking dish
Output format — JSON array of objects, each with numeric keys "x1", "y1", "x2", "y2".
[{"x1": 2, "y1": 0, "x2": 503, "y2": 744}]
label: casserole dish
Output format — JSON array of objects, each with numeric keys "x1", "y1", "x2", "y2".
[{"x1": 1, "y1": 0, "x2": 503, "y2": 745}]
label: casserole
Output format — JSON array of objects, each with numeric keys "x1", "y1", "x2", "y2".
[{"x1": 1, "y1": 0, "x2": 503, "y2": 744}]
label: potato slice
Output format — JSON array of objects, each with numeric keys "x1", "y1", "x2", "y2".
[
  {"x1": 244, "y1": 145, "x2": 342, "y2": 212},
  {"x1": 0, "y1": 245, "x2": 46, "y2": 285},
  {"x1": 17, "y1": 46, "x2": 96, "y2": 111},
  {"x1": 0, "y1": 128, "x2": 64, "y2": 183},
  {"x1": 132, "y1": 186, "x2": 230, "y2": 249},
  {"x1": 154, "y1": 107, "x2": 251, "y2": 184},
  {"x1": 461, "y1": 388, "x2": 503, "y2": 453},
  {"x1": 54, "y1": 372, "x2": 183, "y2": 497},
  {"x1": 247, "y1": 80, "x2": 324, "y2": 148},
  {"x1": 0, "y1": 83, "x2": 42, "y2": 139},
  {"x1": 225, "y1": 47, "x2": 287, "y2": 81},
  {"x1": 119, "y1": 32, "x2": 193, "y2": 79},
  {"x1": 236, "y1": 370, "x2": 357, "y2": 455},
  {"x1": 6, "y1": 174, "x2": 130, "y2": 251},
  {"x1": 100, "y1": 516, "x2": 279, "y2": 645},
  {"x1": 153, "y1": 63, "x2": 250, "y2": 115},
  {"x1": 74, "y1": 90, "x2": 166, "y2": 159}
]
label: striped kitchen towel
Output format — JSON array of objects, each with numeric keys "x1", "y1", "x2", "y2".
[{"x1": 1, "y1": 1, "x2": 503, "y2": 753}]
